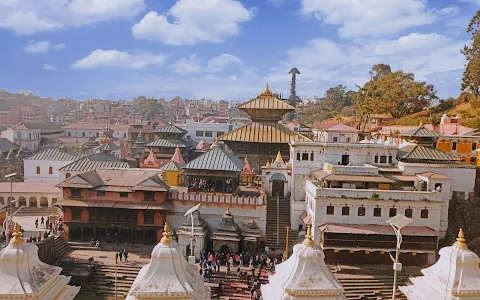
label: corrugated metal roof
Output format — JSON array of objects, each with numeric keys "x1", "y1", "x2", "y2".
[
  {"x1": 146, "y1": 139, "x2": 187, "y2": 148},
  {"x1": 324, "y1": 124, "x2": 360, "y2": 133},
  {"x1": 59, "y1": 153, "x2": 130, "y2": 172},
  {"x1": 154, "y1": 124, "x2": 187, "y2": 134},
  {"x1": 237, "y1": 95, "x2": 294, "y2": 110},
  {"x1": 93, "y1": 142, "x2": 120, "y2": 151},
  {"x1": 401, "y1": 126, "x2": 442, "y2": 138},
  {"x1": 160, "y1": 161, "x2": 183, "y2": 172},
  {"x1": 397, "y1": 145, "x2": 461, "y2": 163},
  {"x1": 25, "y1": 147, "x2": 84, "y2": 161},
  {"x1": 218, "y1": 122, "x2": 311, "y2": 143},
  {"x1": 311, "y1": 170, "x2": 395, "y2": 183},
  {"x1": 184, "y1": 148, "x2": 245, "y2": 172}
]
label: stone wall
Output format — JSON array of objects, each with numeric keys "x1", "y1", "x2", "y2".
[{"x1": 35, "y1": 235, "x2": 55, "y2": 264}]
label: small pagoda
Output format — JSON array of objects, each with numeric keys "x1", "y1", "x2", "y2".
[
  {"x1": 211, "y1": 208, "x2": 241, "y2": 253},
  {"x1": 240, "y1": 156, "x2": 255, "y2": 186},
  {"x1": 0, "y1": 223, "x2": 80, "y2": 299},
  {"x1": 241, "y1": 219, "x2": 262, "y2": 252},
  {"x1": 195, "y1": 138, "x2": 210, "y2": 158},
  {"x1": 176, "y1": 211, "x2": 209, "y2": 259},
  {"x1": 141, "y1": 149, "x2": 164, "y2": 169},
  {"x1": 131, "y1": 131, "x2": 148, "y2": 159}
]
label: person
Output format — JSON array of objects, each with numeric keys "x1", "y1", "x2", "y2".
[
  {"x1": 95, "y1": 239, "x2": 100, "y2": 249},
  {"x1": 119, "y1": 250, "x2": 123, "y2": 262},
  {"x1": 226, "y1": 260, "x2": 231, "y2": 274},
  {"x1": 123, "y1": 249, "x2": 128, "y2": 262},
  {"x1": 40, "y1": 216, "x2": 44, "y2": 227},
  {"x1": 45, "y1": 218, "x2": 49, "y2": 229},
  {"x1": 115, "y1": 252, "x2": 119, "y2": 264},
  {"x1": 35, "y1": 218, "x2": 38, "y2": 228}
]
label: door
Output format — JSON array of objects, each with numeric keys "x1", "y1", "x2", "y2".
[
  {"x1": 341, "y1": 155, "x2": 350, "y2": 165},
  {"x1": 271, "y1": 173, "x2": 286, "y2": 198}
]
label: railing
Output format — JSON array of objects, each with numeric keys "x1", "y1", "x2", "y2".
[
  {"x1": 170, "y1": 191, "x2": 264, "y2": 206},
  {"x1": 306, "y1": 181, "x2": 441, "y2": 202}
]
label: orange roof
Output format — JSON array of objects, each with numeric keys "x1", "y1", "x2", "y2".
[
  {"x1": 141, "y1": 150, "x2": 163, "y2": 169},
  {"x1": 219, "y1": 122, "x2": 311, "y2": 143},
  {"x1": 196, "y1": 138, "x2": 210, "y2": 151}
]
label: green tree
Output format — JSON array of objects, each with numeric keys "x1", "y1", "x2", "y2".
[
  {"x1": 462, "y1": 10, "x2": 480, "y2": 97},
  {"x1": 136, "y1": 96, "x2": 164, "y2": 121},
  {"x1": 300, "y1": 85, "x2": 354, "y2": 124}
]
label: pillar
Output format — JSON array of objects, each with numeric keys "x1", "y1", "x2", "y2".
[
  {"x1": 37, "y1": 199, "x2": 41, "y2": 208},
  {"x1": 48, "y1": 198, "x2": 52, "y2": 207},
  {"x1": 143, "y1": 230, "x2": 146, "y2": 244},
  {"x1": 80, "y1": 226, "x2": 84, "y2": 242},
  {"x1": 68, "y1": 226, "x2": 73, "y2": 241},
  {"x1": 427, "y1": 253, "x2": 436, "y2": 265}
]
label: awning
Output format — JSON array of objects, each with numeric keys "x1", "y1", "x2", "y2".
[
  {"x1": 55, "y1": 199, "x2": 171, "y2": 210},
  {"x1": 312, "y1": 170, "x2": 395, "y2": 183},
  {"x1": 318, "y1": 223, "x2": 437, "y2": 237}
]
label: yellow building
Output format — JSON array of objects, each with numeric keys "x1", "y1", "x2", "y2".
[
  {"x1": 160, "y1": 161, "x2": 184, "y2": 186},
  {"x1": 436, "y1": 136, "x2": 479, "y2": 166}
]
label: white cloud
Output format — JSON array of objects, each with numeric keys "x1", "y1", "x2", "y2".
[
  {"x1": 132, "y1": 0, "x2": 254, "y2": 45},
  {"x1": 72, "y1": 49, "x2": 167, "y2": 69},
  {"x1": 207, "y1": 54, "x2": 243, "y2": 72},
  {"x1": 170, "y1": 55, "x2": 203, "y2": 75},
  {"x1": 42, "y1": 64, "x2": 56, "y2": 70},
  {"x1": 267, "y1": 0, "x2": 286, "y2": 7},
  {"x1": 54, "y1": 43, "x2": 67, "y2": 51},
  {"x1": 300, "y1": 0, "x2": 435, "y2": 38},
  {"x1": 0, "y1": 0, "x2": 145, "y2": 34},
  {"x1": 24, "y1": 40, "x2": 51, "y2": 53}
]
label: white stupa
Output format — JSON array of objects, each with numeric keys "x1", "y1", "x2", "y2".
[
  {"x1": 0, "y1": 223, "x2": 79, "y2": 299},
  {"x1": 261, "y1": 225, "x2": 346, "y2": 300},
  {"x1": 126, "y1": 223, "x2": 209, "y2": 300},
  {"x1": 400, "y1": 228, "x2": 480, "y2": 300}
]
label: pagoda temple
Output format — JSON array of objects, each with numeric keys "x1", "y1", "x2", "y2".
[
  {"x1": 176, "y1": 210, "x2": 208, "y2": 259},
  {"x1": 219, "y1": 84, "x2": 311, "y2": 171},
  {"x1": 141, "y1": 149, "x2": 164, "y2": 169},
  {"x1": 126, "y1": 223, "x2": 209, "y2": 300},
  {"x1": 261, "y1": 225, "x2": 346, "y2": 299},
  {"x1": 0, "y1": 223, "x2": 80, "y2": 299},
  {"x1": 241, "y1": 219, "x2": 262, "y2": 252},
  {"x1": 211, "y1": 208, "x2": 241, "y2": 253},
  {"x1": 400, "y1": 229, "x2": 480, "y2": 299}
]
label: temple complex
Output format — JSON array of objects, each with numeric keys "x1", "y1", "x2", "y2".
[
  {"x1": 126, "y1": 223, "x2": 210, "y2": 300},
  {"x1": 261, "y1": 225, "x2": 346, "y2": 300},
  {"x1": 147, "y1": 124, "x2": 195, "y2": 163},
  {"x1": 219, "y1": 84, "x2": 311, "y2": 171},
  {"x1": 211, "y1": 208, "x2": 242, "y2": 253},
  {"x1": 400, "y1": 229, "x2": 480, "y2": 299},
  {"x1": 0, "y1": 223, "x2": 80, "y2": 299},
  {"x1": 176, "y1": 210, "x2": 208, "y2": 259},
  {"x1": 159, "y1": 148, "x2": 185, "y2": 186}
]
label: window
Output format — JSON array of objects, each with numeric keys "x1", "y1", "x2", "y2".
[
  {"x1": 97, "y1": 191, "x2": 106, "y2": 197},
  {"x1": 373, "y1": 207, "x2": 382, "y2": 217},
  {"x1": 470, "y1": 157, "x2": 476, "y2": 164},
  {"x1": 405, "y1": 208, "x2": 413, "y2": 218},
  {"x1": 421, "y1": 209, "x2": 429, "y2": 219},
  {"x1": 296, "y1": 152, "x2": 301, "y2": 161},
  {"x1": 326, "y1": 205, "x2": 334, "y2": 215},
  {"x1": 144, "y1": 211, "x2": 154, "y2": 224},
  {"x1": 374, "y1": 155, "x2": 379, "y2": 163},
  {"x1": 452, "y1": 142, "x2": 457, "y2": 151},
  {"x1": 36, "y1": 166, "x2": 40, "y2": 174},
  {"x1": 358, "y1": 206, "x2": 366, "y2": 216},
  {"x1": 342, "y1": 206, "x2": 350, "y2": 216},
  {"x1": 473, "y1": 142, "x2": 477, "y2": 151},
  {"x1": 217, "y1": 131, "x2": 224, "y2": 137},
  {"x1": 205, "y1": 131, "x2": 213, "y2": 137},
  {"x1": 228, "y1": 125, "x2": 234, "y2": 131},
  {"x1": 195, "y1": 131, "x2": 203, "y2": 137},
  {"x1": 82, "y1": 132, "x2": 85, "y2": 137},
  {"x1": 333, "y1": 137, "x2": 338, "y2": 142},
  {"x1": 144, "y1": 191, "x2": 154, "y2": 201},
  {"x1": 65, "y1": 173, "x2": 71, "y2": 178},
  {"x1": 310, "y1": 153, "x2": 314, "y2": 161},
  {"x1": 71, "y1": 208, "x2": 82, "y2": 220},
  {"x1": 48, "y1": 167, "x2": 53, "y2": 175},
  {"x1": 346, "y1": 137, "x2": 351, "y2": 143},
  {"x1": 380, "y1": 155, "x2": 387, "y2": 163},
  {"x1": 302, "y1": 153, "x2": 309, "y2": 161},
  {"x1": 68, "y1": 132, "x2": 71, "y2": 137},
  {"x1": 120, "y1": 192, "x2": 128, "y2": 198},
  {"x1": 389, "y1": 207, "x2": 397, "y2": 217},
  {"x1": 434, "y1": 183, "x2": 442, "y2": 191},
  {"x1": 71, "y1": 188, "x2": 82, "y2": 198},
  {"x1": 388, "y1": 156, "x2": 393, "y2": 163}
]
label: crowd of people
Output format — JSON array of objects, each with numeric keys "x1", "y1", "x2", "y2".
[
  {"x1": 115, "y1": 249, "x2": 129, "y2": 264},
  {"x1": 188, "y1": 179, "x2": 234, "y2": 193}
]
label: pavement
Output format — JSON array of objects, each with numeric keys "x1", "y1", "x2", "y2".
[
  {"x1": 11, "y1": 214, "x2": 50, "y2": 239},
  {"x1": 68, "y1": 248, "x2": 152, "y2": 267}
]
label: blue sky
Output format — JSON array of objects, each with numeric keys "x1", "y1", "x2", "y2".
[{"x1": 0, "y1": 0, "x2": 477, "y2": 101}]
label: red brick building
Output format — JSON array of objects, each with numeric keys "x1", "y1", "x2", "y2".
[{"x1": 56, "y1": 169, "x2": 170, "y2": 244}]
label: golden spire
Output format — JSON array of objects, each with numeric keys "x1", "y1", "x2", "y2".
[
  {"x1": 266, "y1": 160, "x2": 271, "y2": 168},
  {"x1": 160, "y1": 222, "x2": 173, "y2": 245},
  {"x1": 303, "y1": 224, "x2": 315, "y2": 247},
  {"x1": 175, "y1": 147, "x2": 181, "y2": 153},
  {"x1": 274, "y1": 151, "x2": 284, "y2": 164},
  {"x1": 244, "y1": 155, "x2": 248, "y2": 162},
  {"x1": 261, "y1": 82, "x2": 272, "y2": 96},
  {"x1": 454, "y1": 228, "x2": 468, "y2": 249},
  {"x1": 9, "y1": 222, "x2": 24, "y2": 246}
]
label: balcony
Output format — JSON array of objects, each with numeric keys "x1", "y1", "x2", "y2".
[{"x1": 306, "y1": 180, "x2": 442, "y2": 202}]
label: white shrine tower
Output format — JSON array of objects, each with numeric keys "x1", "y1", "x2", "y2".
[
  {"x1": 400, "y1": 228, "x2": 480, "y2": 300},
  {"x1": 126, "y1": 223, "x2": 210, "y2": 300},
  {"x1": 0, "y1": 223, "x2": 79, "y2": 300},
  {"x1": 261, "y1": 225, "x2": 346, "y2": 300}
]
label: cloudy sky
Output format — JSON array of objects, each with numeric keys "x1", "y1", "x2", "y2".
[{"x1": 0, "y1": 0, "x2": 476, "y2": 101}]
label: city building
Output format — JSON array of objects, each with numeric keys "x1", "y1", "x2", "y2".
[
  {"x1": 186, "y1": 117, "x2": 250, "y2": 143},
  {"x1": 1, "y1": 122, "x2": 41, "y2": 151},
  {"x1": 147, "y1": 124, "x2": 195, "y2": 163},
  {"x1": 62, "y1": 123, "x2": 128, "y2": 140},
  {"x1": 0, "y1": 182, "x2": 59, "y2": 208},
  {"x1": 56, "y1": 169, "x2": 171, "y2": 243},
  {"x1": 311, "y1": 123, "x2": 360, "y2": 143}
]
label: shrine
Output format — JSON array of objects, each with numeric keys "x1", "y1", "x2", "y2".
[
  {"x1": 241, "y1": 219, "x2": 262, "y2": 252},
  {"x1": 211, "y1": 208, "x2": 242, "y2": 253},
  {"x1": 176, "y1": 210, "x2": 209, "y2": 259}
]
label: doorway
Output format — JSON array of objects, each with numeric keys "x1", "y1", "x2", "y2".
[
  {"x1": 271, "y1": 173, "x2": 286, "y2": 198},
  {"x1": 341, "y1": 155, "x2": 350, "y2": 165}
]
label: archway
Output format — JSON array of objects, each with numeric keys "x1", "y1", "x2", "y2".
[
  {"x1": 18, "y1": 197, "x2": 27, "y2": 207},
  {"x1": 271, "y1": 173, "x2": 286, "y2": 198},
  {"x1": 29, "y1": 197, "x2": 38, "y2": 208},
  {"x1": 39, "y1": 197, "x2": 48, "y2": 208},
  {"x1": 220, "y1": 244, "x2": 229, "y2": 253},
  {"x1": 7, "y1": 196, "x2": 15, "y2": 206}
]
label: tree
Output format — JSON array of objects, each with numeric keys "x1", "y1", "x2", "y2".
[
  {"x1": 136, "y1": 96, "x2": 164, "y2": 121},
  {"x1": 462, "y1": 10, "x2": 480, "y2": 97}
]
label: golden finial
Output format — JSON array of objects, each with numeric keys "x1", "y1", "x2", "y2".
[
  {"x1": 261, "y1": 82, "x2": 272, "y2": 96},
  {"x1": 274, "y1": 151, "x2": 284, "y2": 164},
  {"x1": 160, "y1": 222, "x2": 173, "y2": 245},
  {"x1": 266, "y1": 160, "x2": 271, "y2": 168},
  {"x1": 175, "y1": 147, "x2": 181, "y2": 153},
  {"x1": 9, "y1": 222, "x2": 24, "y2": 246},
  {"x1": 303, "y1": 224, "x2": 315, "y2": 247},
  {"x1": 454, "y1": 228, "x2": 468, "y2": 249}
]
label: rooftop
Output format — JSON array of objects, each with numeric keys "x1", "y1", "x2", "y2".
[
  {"x1": 219, "y1": 122, "x2": 311, "y2": 143},
  {"x1": 184, "y1": 148, "x2": 244, "y2": 172},
  {"x1": 0, "y1": 182, "x2": 58, "y2": 194},
  {"x1": 59, "y1": 153, "x2": 130, "y2": 172},
  {"x1": 397, "y1": 144, "x2": 462, "y2": 164},
  {"x1": 25, "y1": 147, "x2": 84, "y2": 161},
  {"x1": 154, "y1": 124, "x2": 187, "y2": 135},
  {"x1": 146, "y1": 139, "x2": 187, "y2": 148}
]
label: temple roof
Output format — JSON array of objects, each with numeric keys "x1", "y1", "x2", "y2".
[
  {"x1": 141, "y1": 150, "x2": 163, "y2": 168},
  {"x1": 241, "y1": 219, "x2": 262, "y2": 238},
  {"x1": 93, "y1": 142, "x2": 120, "y2": 151},
  {"x1": 215, "y1": 208, "x2": 241, "y2": 233},
  {"x1": 195, "y1": 138, "x2": 210, "y2": 152},
  {"x1": 184, "y1": 148, "x2": 244, "y2": 172},
  {"x1": 241, "y1": 156, "x2": 254, "y2": 175},
  {"x1": 146, "y1": 139, "x2": 187, "y2": 148},
  {"x1": 154, "y1": 124, "x2": 187, "y2": 135},
  {"x1": 59, "y1": 153, "x2": 130, "y2": 172},
  {"x1": 160, "y1": 160, "x2": 183, "y2": 172},
  {"x1": 25, "y1": 147, "x2": 83, "y2": 161},
  {"x1": 219, "y1": 122, "x2": 311, "y2": 144},
  {"x1": 171, "y1": 147, "x2": 185, "y2": 166},
  {"x1": 132, "y1": 132, "x2": 147, "y2": 149},
  {"x1": 397, "y1": 144, "x2": 462, "y2": 164},
  {"x1": 401, "y1": 125, "x2": 442, "y2": 138}
]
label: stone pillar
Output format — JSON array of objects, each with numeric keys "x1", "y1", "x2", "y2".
[
  {"x1": 80, "y1": 226, "x2": 84, "y2": 242},
  {"x1": 427, "y1": 253, "x2": 436, "y2": 265},
  {"x1": 48, "y1": 198, "x2": 52, "y2": 207},
  {"x1": 37, "y1": 199, "x2": 41, "y2": 208}
]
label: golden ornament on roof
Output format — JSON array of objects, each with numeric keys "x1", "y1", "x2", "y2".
[
  {"x1": 303, "y1": 224, "x2": 315, "y2": 247},
  {"x1": 453, "y1": 228, "x2": 468, "y2": 249},
  {"x1": 161, "y1": 222, "x2": 173, "y2": 245},
  {"x1": 9, "y1": 222, "x2": 24, "y2": 246},
  {"x1": 261, "y1": 82, "x2": 273, "y2": 96}
]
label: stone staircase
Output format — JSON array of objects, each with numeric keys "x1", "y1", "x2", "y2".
[
  {"x1": 209, "y1": 268, "x2": 269, "y2": 300},
  {"x1": 53, "y1": 236, "x2": 71, "y2": 260},
  {"x1": 265, "y1": 196, "x2": 298, "y2": 253},
  {"x1": 16, "y1": 206, "x2": 59, "y2": 216},
  {"x1": 335, "y1": 273, "x2": 409, "y2": 300}
]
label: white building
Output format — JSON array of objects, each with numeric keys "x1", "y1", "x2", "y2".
[
  {"x1": 62, "y1": 123, "x2": 128, "y2": 140},
  {"x1": 0, "y1": 223, "x2": 80, "y2": 299},
  {"x1": 0, "y1": 182, "x2": 59, "y2": 208},
  {"x1": 186, "y1": 117, "x2": 250, "y2": 143},
  {"x1": 126, "y1": 223, "x2": 210, "y2": 300},
  {"x1": 312, "y1": 123, "x2": 360, "y2": 143},
  {"x1": 1, "y1": 123, "x2": 41, "y2": 151},
  {"x1": 400, "y1": 229, "x2": 480, "y2": 299}
]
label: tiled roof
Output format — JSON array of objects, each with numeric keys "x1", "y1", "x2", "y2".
[
  {"x1": 154, "y1": 124, "x2": 187, "y2": 134},
  {"x1": 25, "y1": 147, "x2": 84, "y2": 161},
  {"x1": 324, "y1": 123, "x2": 360, "y2": 133},
  {"x1": 160, "y1": 161, "x2": 183, "y2": 172},
  {"x1": 184, "y1": 148, "x2": 244, "y2": 172},
  {"x1": 397, "y1": 145, "x2": 461, "y2": 163},
  {"x1": 401, "y1": 126, "x2": 442, "y2": 138},
  {"x1": 93, "y1": 142, "x2": 121, "y2": 151},
  {"x1": 146, "y1": 139, "x2": 186, "y2": 148},
  {"x1": 0, "y1": 182, "x2": 58, "y2": 193},
  {"x1": 55, "y1": 199, "x2": 171, "y2": 210},
  {"x1": 218, "y1": 122, "x2": 312, "y2": 143},
  {"x1": 237, "y1": 95, "x2": 294, "y2": 111},
  {"x1": 59, "y1": 153, "x2": 130, "y2": 172}
]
